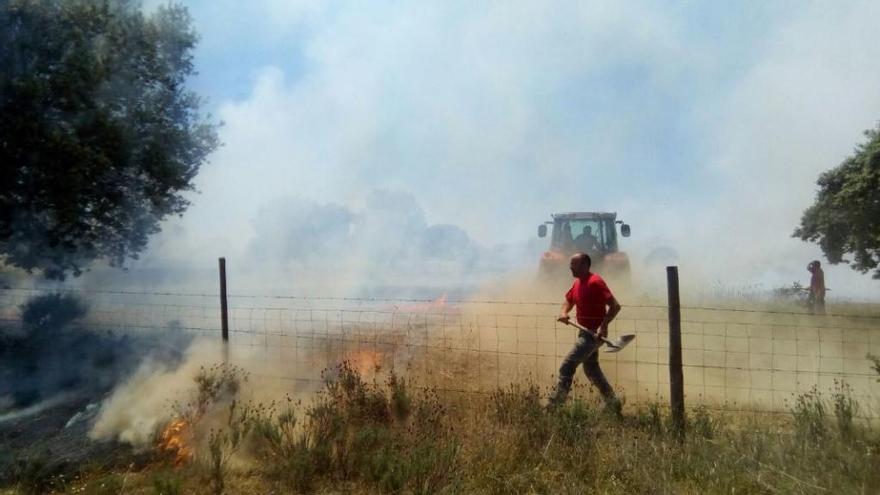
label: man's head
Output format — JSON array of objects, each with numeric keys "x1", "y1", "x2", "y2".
[
  {"x1": 582, "y1": 226, "x2": 592, "y2": 235},
  {"x1": 808, "y1": 260, "x2": 821, "y2": 273},
  {"x1": 569, "y1": 252, "x2": 591, "y2": 278}
]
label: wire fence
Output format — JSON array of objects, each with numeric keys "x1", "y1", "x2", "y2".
[{"x1": 1, "y1": 285, "x2": 879, "y2": 418}]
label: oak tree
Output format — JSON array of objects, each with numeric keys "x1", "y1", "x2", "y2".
[{"x1": 0, "y1": 0, "x2": 218, "y2": 278}]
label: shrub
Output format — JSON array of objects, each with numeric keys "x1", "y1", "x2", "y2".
[{"x1": 187, "y1": 364, "x2": 248, "y2": 420}]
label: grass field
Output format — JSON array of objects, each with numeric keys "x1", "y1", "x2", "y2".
[
  {"x1": 2, "y1": 288, "x2": 879, "y2": 494},
  {"x1": 3, "y1": 358, "x2": 879, "y2": 495}
]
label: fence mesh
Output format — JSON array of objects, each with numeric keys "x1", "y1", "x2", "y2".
[{"x1": 2, "y1": 286, "x2": 878, "y2": 418}]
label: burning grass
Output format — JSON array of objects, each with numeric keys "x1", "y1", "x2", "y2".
[
  {"x1": 9, "y1": 358, "x2": 875, "y2": 495},
  {"x1": 156, "y1": 419, "x2": 193, "y2": 466}
]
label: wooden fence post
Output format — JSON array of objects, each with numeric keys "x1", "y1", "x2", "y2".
[
  {"x1": 219, "y1": 257, "x2": 229, "y2": 343},
  {"x1": 667, "y1": 265, "x2": 685, "y2": 436}
]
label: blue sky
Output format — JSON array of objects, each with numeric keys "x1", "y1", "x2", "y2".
[{"x1": 131, "y1": 0, "x2": 880, "y2": 299}]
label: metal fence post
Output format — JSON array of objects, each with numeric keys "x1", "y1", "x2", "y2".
[
  {"x1": 667, "y1": 266, "x2": 685, "y2": 436},
  {"x1": 219, "y1": 257, "x2": 229, "y2": 342}
]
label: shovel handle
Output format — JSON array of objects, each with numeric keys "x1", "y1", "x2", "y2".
[{"x1": 562, "y1": 320, "x2": 615, "y2": 347}]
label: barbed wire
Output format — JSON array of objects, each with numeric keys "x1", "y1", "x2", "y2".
[{"x1": 3, "y1": 285, "x2": 878, "y2": 320}]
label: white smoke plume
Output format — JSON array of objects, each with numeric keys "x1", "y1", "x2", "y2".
[{"x1": 89, "y1": 339, "x2": 223, "y2": 447}]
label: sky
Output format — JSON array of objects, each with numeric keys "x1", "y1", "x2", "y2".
[{"x1": 122, "y1": 0, "x2": 880, "y2": 300}]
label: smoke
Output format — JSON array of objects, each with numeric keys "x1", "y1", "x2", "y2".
[
  {"x1": 89, "y1": 339, "x2": 221, "y2": 447},
  {"x1": 243, "y1": 190, "x2": 503, "y2": 295},
  {"x1": 0, "y1": 293, "x2": 191, "y2": 414},
  {"x1": 128, "y1": 0, "x2": 878, "y2": 302},
  {"x1": 42, "y1": 1, "x2": 880, "y2": 302}
]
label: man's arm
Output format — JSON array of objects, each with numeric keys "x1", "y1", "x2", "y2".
[
  {"x1": 598, "y1": 297, "x2": 621, "y2": 338},
  {"x1": 557, "y1": 299, "x2": 574, "y2": 324}
]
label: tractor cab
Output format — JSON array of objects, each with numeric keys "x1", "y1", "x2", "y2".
[{"x1": 537, "y1": 212, "x2": 631, "y2": 281}]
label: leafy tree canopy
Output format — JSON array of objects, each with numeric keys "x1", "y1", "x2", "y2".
[
  {"x1": 0, "y1": 0, "x2": 218, "y2": 279},
  {"x1": 795, "y1": 124, "x2": 880, "y2": 278}
]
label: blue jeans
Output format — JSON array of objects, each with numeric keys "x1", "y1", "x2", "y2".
[{"x1": 550, "y1": 330, "x2": 616, "y2": 405}]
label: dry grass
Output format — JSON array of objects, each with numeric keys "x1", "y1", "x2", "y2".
[{"x1": 8, "y1": 360, "x2": 875, "y2": 495}]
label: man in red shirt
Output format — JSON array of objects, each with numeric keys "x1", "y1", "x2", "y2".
[{"x1": 549, "y1": 252, "x2": 622, "y2": 409}]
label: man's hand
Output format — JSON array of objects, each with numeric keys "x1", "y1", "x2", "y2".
[
  {"x1": 598, "y1": 323, "x2": 609, "y2": 339},
  {"x1": 557, "y1": 315, "x2": 570, "y2": 324}
]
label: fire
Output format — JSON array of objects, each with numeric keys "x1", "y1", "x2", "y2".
[
  {"x1": 157, "y1": 418, "x2": 194, "y2": 465},
  {"x1": 345, "y1": 349, "x2": 385, "y2": 376}
]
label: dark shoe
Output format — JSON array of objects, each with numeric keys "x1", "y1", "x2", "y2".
[{"x1": 603, "y1": 397, "x2": 623, "y2": 419}]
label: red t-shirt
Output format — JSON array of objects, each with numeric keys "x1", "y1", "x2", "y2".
[{"x1": 565, "y1": 273, "x2": 614, "y2": 330}]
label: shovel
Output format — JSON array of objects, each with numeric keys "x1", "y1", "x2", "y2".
[{"x1": 563, "y1": 320, "x2": 635, "y2": 353}]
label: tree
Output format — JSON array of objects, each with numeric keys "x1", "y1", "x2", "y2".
[
  {"x1": 0, "y1": 0, "x2": 218, "y2": 279},
  {"x1": 795, "y1": 124, "x2": 880, "y2": 278}
]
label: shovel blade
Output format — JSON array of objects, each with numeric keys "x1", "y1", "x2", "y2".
[{"x1": 603, "y1": 334, "x2": 636, "y2": 353}]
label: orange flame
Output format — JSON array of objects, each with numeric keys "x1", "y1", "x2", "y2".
[
  {"x1": 345, "y1": 349, "x2": 385, "y2": 376},
  {"x1": 157, "y1": 418, "x2": 193, "y2": 465}
]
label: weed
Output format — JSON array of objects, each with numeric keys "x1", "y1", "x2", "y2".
[
  {"x1": 634, "y1": 402, "x2": 664, "y2": 434},
  {"x1": 791, "y1": 386, "x2": 826, "y2": 442},
  {"x1": 388, "y1": 371, "x2": 412, "y2": 421},
  {"x1": 488, "y1": 382, "x2": 550, "y2": 448},
  {"x1": 80, "y1": 473, "x2": 124, "y2": 495},
  {"x1": 184, "y1": 363, "x2": 248, "y2": 420},
  {"x1": 323, "y1": 361, "x2": 390, "y2": 426},
  {"x1": 489, "y1": 382, "x2": 544, "y2": 427},
  {"x1": 205, "y1": 400, "x2": 254, "y2": 494},
  {"x1": 411, "y1": 387, "x2": 448, "y2": 439},
  {"x1": 831, "y1": 381, "x2": 859, "y2": 439},
  {"x1": 554, "y1": 399, "x2": 596, "y2": 445},
  {"x1": 408, "y1": 439, "x2": 459, "y2": 495},
  {"x1": 364, "y1": 443, "x2": 407, "y2": 492},
  {"x1": 152, "y1": 472, "x2": 182, "y2": 495},
  {"x1": 690, "y1": 405, "x2": 717, "y2": 439},
  {"x1": 134, "y1": 365, "x2": 880, "y2": 494},
  {"x1": 6, "y1": 455, "x2": 62, "y2": 495},
  {"x1": 283, "y1": 440, "x2": 317, "y2": 492}
]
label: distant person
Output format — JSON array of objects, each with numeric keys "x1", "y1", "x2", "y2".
[
  {"x1": 574, "y1": 225, "x2": 601, "y2": 252},
  {"x1": 807, "y1": 260, "x2": 826, "y2": 314},
  {"x1": 550, "y1": 252, "x2": 622, "y2": 412},
  {"x1": 560, "y1": 222, "x2": 575, "y2": 251}
]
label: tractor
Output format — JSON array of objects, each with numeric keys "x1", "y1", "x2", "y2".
[{"x1": 537, "y1": 212, "x2": 632, "y2": 284}]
